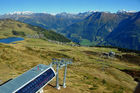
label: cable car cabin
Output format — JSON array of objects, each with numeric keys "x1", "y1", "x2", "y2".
[{"x1": 0, "y1": 64, "x2": 56, "y2": 93}]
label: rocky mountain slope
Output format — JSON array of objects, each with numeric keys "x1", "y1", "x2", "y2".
[
  {"x1": 61, "y1": 12, "x2": 140, "y2": 50},
  {"x1": 105, "y1": 12, "x2": 140, "y2": 50}
]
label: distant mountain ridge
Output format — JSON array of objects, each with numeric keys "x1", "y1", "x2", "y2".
[
  {"x1": 0, "y1": 11, "x2": 140, "y2": 50},
  {"x1": 6, "y1": 11, "x2": 33, "y2": 15},
  {"x1": 60, "y1": 11, "x2": 140, "y2": 50},
  {"x1": 105, "y1": 12, "x2": 140, "y2": 50},
  {"x1": 61, "y1": 12, "x2": 133, "y2": 41},
  {"x1": 0, "y1": 11, "x2": 94, "y2": 31}
]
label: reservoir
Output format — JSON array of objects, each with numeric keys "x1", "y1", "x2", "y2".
[{"x1": 0, "y1": 37, "x2": 24, "y2": 44}]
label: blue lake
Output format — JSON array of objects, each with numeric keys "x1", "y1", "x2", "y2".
[{"x1": 0, "y1": 37, "x2": 24, "y2": 44}]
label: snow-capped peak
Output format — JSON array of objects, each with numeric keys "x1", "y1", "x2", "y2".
[
  {"x1": 88, "y1": 10, "x2": 99, "y2": 13},
  {"x1": 6, "y1": 11, "x2": 33, "y2": 15},
  {"x1": 117, "y1": 9, "x2": 136, "y2": 14},
  {"x1": 127, "y1": 10, "x2": 137, "y2": 13}
]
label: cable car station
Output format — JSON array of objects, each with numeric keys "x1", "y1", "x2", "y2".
[{"x1": 0, "y1": 58, "x2": 72, "y2": 93}]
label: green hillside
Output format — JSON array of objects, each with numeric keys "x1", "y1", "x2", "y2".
[
  {"x1": 0, "y1": 19, "x2": 71, "y2": 42},
  {"x1": 0, "y1": 38, "x2": 140, "y2": 93}
]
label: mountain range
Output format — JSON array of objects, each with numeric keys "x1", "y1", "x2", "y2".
[
  {"x1": 0, "y1": 10, "x2": 140, "y2": 50},
  {"x1": 61, "y1": 12, "x2": 140, "y2": 47},
  {"x1": 0, "y1": 11, "x2": 93, "y2": 31}
]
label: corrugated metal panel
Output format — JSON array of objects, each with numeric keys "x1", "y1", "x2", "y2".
[{"x1": 0, "y1": 64, "x2": 53, "y2": 93}]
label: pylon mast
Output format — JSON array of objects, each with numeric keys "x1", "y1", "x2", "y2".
[
  {"x1": 63, "y1": 63, "x2": 67, "y2": 88},
  {"x1": 51, "y1": 58, "x2": 72, "y2": 90}
]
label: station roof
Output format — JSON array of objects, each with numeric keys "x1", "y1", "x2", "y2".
[{"x1": 0, "y1": 64, "x2": 51, "y2": 93}]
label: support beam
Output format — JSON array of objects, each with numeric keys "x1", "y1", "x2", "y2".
[
  {"x1": 63, "y1": 64, "x2": 67, "y2": 88},
  {"x1": 56, "y1": 64, "x2": 60, "y2": 90}
]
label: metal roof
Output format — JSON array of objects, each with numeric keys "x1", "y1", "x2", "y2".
[{"x1": 0, "y1": 64, "x2": 52, "y2": 93}]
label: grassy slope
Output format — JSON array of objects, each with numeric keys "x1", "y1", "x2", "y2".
[
  {"x1": 0, "y1": 19, "x2": 71, "y2": 42},
  {"x1": 0, "y1": 38, "x2": 139, "y2": 93},
  {"x1": 0, "y1": 19, "x2": 37, "y2": 38}
]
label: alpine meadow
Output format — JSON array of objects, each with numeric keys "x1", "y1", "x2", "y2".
[{"x1": 0, "y1": 0, "x2": 140, "y2": 93}]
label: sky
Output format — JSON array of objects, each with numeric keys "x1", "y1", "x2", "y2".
[{"x1": 0, "y1": 0, "x2": 140, "y2": 14}]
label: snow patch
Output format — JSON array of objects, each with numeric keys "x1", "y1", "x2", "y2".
[{"x1": 6, "y1": 11, "x2": 33, "y2": 15}]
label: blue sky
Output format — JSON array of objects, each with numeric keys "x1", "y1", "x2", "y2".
[{"x1": 0, "y1": 0, "x2": 140, "y2": 14}]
